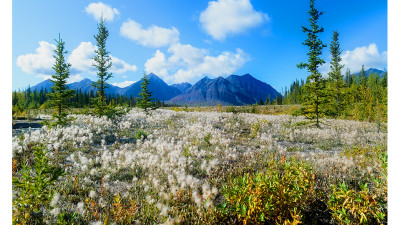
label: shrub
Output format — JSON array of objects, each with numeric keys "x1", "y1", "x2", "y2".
[
  {"x1": 328, "y1": 145, "x2": 387, "y2": 224},
  {"x1": 219, "y1": 156, "x2": 315, "y2": 224},
  {"x1": 226, "y1": 106, "x2": 237, "y2": 114},
  {"x1": 111, "y1": 193, "x2": 137, "y2": 224},
  {"x1": 250, "y1": 121, "x2": 261, "y2": 138},
  {"x1": 203, "y1": 132, "x2": 212, "y2": 147},
  {"x1": 12, "y1": 144, "x2": 64, "y2": 224},
  {"x1": 328, "y1": 182, "x2": 386, "y2": 224},
  {"x1": 136, "y1": 130, "x2": 148, "y2": 140},
  {"x1": 217, "y1": 103, "x2": 222, "y2": 112}
]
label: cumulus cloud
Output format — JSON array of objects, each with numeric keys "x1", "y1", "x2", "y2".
[
  {"x1": 341, "y1": 43, "x2": 387, "y2": 73},
  {"x1": 144, "y1": 50, "x2": 170, "y2": 78},
  {"x1": 120, "y1": 19, "x2": 180, "y2": 47},
  {"x1": 85, "y1": 2, "x2": 120, "y2": 21},
  {"x1": 68, "y1": 42, "x2": 97, "y2": 74},
  {"x1": 112, "y1": 80, "x2": 137, "y2": 88},
  {"x1": 17, "y1": 41, "x2": 136, "y2": 81},
  {"x1": 145, "y1": 43, "x2": 249, "y2": 83},
  {"x1": 16, "y1": 41, "x2": 56, "y2": 78},
  {"x1": 68, "y1": 42, "x2": 136, "y2": 74},
  {"x1": 199, "y1": 0, "x2": 269, "y2": 41},
  {"x1": 110, "y1": 56, "x2": 137, "y2": 74}
]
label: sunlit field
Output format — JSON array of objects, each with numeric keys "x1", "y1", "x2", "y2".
[{"x1": 12, "y1": 108, "x2": 387, "y2": 224}]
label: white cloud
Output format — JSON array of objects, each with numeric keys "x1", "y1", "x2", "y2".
[
  {"x1": 112, "y1": 80, "x2": 137, "y2": 88},
  {"x1": 145, "y1": 43, "x2": 249, "y2": 83},
  {"x1": 85, "y1": 2, "x2": 120, "y2": 21},
  {"x1": 68, "y1": 42, "x2": 97, "y2": 74},
  {"x1": 199, "y1": 0, "x2": 269, "y2": 41},
  {"x1": 120, "y1": 19, "x2": 180, "y2": 47},
  {"x1": 168, "y1": 43, "x2": 208, "y2": 66},
  {"x1": 110, "y1": 56, "x2": 137, "y2": 74},
  {"x1": 144, "y1": 50, "x2": 170, "y2": 78},
  {"x1": 341, "y1": 43, "x2": 387, "y2": 73},
  {"x1": 68, "y1": 41, "x2": 136, "y2": 75},
  {"x1": 17, "y1": 41, "x2": 136, "y2": 81},
  {"x1": 16, "y1": 41, "x2": 56, "y2": 77}
]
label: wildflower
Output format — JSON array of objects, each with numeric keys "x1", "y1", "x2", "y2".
[
  {"x1": 204, "y1": 200, "x2": 213, "y2": 209},
  {"x1": 50, "y1": 193, "x2": 60, "y2": 207},
  {"x1": 90, "y1": 168, "x2": 97, "y2": 176},
  {"x1": 211, "y1": 187, "x2": 218, "y2": 196},
  {"x1": 202, "y1": 183, "x2": 211, "y2": 200},
  {"x1": 160, "y1": 205, "x2": 169, "y2": 217},
  {"x1": 77, "y1": 202, "x2": 85, "y2": 215},
  {"x1": 99, "y1": 198, "x2": 106, "y2": 207},
  {"x1": 103, "y1": 174, "x2": 110, "y2": 182},
  {"x1": 192, "y1": 191, "x2": 202, "y2": 207},
  {"x1": 90, "y1": 221, "x2": 103, "y2": 225},
  {"x1": 145, "y1": 195, "x2": 155, "y2": 204},
  {"x1": 89, "y1": 190, "x2": 96, "y2": 198}
]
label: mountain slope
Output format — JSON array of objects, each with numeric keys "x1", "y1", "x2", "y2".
[
  {"x1": 30, "y1": 79, "x2": 54, "y2": 92},
  {"x1": 169, "y1": 74, "x2": 280, "y2": 106},
  {"x1": 120, "y1": 73, "x2": 182, "y2": 101},
  {"x1": 226, "y1": 74, "x2": 280, "y2": 102},
  {"x1": 68, "y1": 78, "x2": 96, "y2": 93},
  {"x1": 355, "y1": 68, "x2": 386, "y2": 77},
  {"x1": 170, "y1": 82, "x2": 192, "y2": 93}
]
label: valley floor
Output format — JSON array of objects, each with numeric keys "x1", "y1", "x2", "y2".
[{"x1": 12, "y1": 108, "x2": 387, "y2": 224}]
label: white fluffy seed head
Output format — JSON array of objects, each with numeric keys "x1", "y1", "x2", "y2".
[{"x1": 89, "y1": 190, "x2": 96, "y2": 198}]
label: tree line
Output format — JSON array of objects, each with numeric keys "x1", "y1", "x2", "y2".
[{"x1": 12, "y1": 87, "x2": 168, "y2": 115}]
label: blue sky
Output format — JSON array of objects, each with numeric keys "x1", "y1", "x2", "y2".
[{"x1": 12, "y1": 0, "x2": 387, "y2": 93}]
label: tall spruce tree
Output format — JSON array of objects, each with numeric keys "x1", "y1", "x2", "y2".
[
  {"x1": 327, "y1": 31, "x2": 346, "y2": 116},
  {"x1": 358, "y1": 65, "x2": 367, "y2": 87},
  {"x1": 91, "y1": 17, "x2": 112, "y2": 117},
  {"x1": 344, "y1": 68, "x2": 352, "y2": 87},
  {"x1": 47, "y1": 34, "x2": 74, "y2": 126},
  {"x1": 137, "y1": 73, "x2": 155, "y2": 113},
  {"x1": 297, "y1": 0, "x2": 327, "y2": 127}
]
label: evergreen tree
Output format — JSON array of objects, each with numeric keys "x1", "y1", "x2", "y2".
[
  {"x1": 344, "y1": 68, "x2": 352, "y2": 87},
  {"x1": 137, "y1": 73, "x2": 155, "y2": 112},
  {"x1": 39, "y1": 88, "x2": 45, "y2": 105},
  {"x1": 297, "y1": 0, "x2": 327, "y2": 127},
  {"x1": 91, "y1": 17, "x2": 113, "y2": 117},
  {"x1": 380, "y1": 70, "x2": 387, "y2": 88},
  {"x1": 265, "y1": 94, "x2": 271, "y2": 105},
  {"x1": 12, "y1": 91, "x2": 18, "y2": 106},
  {"x1": 358, "y1": 65, "x2": 367, "y2": 87},
  {"x1": 327, "y1": 30, "x2": 346, "y2": 116},
  {"x1": 47, "y1": 34, "x2": 75, "y2": 126}
]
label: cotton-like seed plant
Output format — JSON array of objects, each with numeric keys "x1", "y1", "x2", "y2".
[{"x1": 12, "y1": 108, "x2": 387, "y2": 224}]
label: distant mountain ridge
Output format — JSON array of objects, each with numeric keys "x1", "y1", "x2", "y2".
[
  {"x1": 30, "y1": 72, "x2": 281, "y2": 105},
  {"x1": 118, "y1": 73, "x2": 182, "y2": 101},
  {"x1": 30, "y1": 73, "x2": 182, "y2": 101},
  {"x1": 354, "y1": 68, "x2": 386, "y2": 77},
  {"x1": 169, "y1": 74, "x2": 280, "y2": 106},
  {"x1": 170, "y1": 82, "x2": 192, "y2": 93}
]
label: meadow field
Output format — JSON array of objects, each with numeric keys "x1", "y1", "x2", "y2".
[{"x1": 12, "y1": 107, "x2": 387, "y2": 224}]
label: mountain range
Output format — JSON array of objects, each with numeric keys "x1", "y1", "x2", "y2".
[
  {"x1": 169, "y1": 74, "x2": 280, "y2": 106},
  {"x1": 30, "y1": 72, "x2": 280, "y2": 106},
  {"x1": 355, "y1": 68, "x2": 386, "y2": 77}
]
